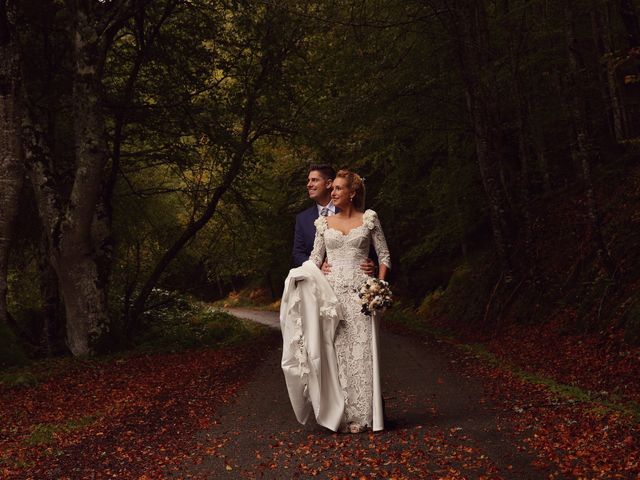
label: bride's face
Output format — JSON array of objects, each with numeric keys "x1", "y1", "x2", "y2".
[{"x1": 331, "y1": 177, "x2": 353, "y2": 208}]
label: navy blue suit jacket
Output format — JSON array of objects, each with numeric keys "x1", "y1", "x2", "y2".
[{"x1": 292, "y1": 205, "x2": 319, "y2": 267}]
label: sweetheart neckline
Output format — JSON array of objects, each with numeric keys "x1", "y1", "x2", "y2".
[{"x1": 325, "y1": 224, "x2": 367, "y2": 236}]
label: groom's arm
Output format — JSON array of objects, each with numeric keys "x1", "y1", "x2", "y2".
[
  {"x1": 359, "y1": 246, "x2": 379, "y2": 276},
  {"x1": 292, "y1": 214, "x2": 308, "y2": 267}
]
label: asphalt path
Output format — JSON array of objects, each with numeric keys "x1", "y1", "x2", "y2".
[{"x1": 179, "y1": 309, "x2": 549, "y2": 479}]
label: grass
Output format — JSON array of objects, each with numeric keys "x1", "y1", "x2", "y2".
[
  {"x1": 383, "y1": 303, "x2": 456, "y2": 340},
  {"x1": 25, "y1": 415, "x2": 98, "y2": 446},
  {"x1": 0, "y1": 415, "x2": 98, "y2": 470},
  {"x1": 0, "y1": 357, "x2": 78, "y2": 389}
]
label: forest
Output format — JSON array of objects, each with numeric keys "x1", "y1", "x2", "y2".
[
  {"x1": 3, "y1": 0, "x2": 640, "y2": 360},
  {"x1": 3, "y1": 0, "x2": 640, "y2": 478}
]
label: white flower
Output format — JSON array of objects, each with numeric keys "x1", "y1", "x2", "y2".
[
  {"x1": 314, "y1": 215, "x2": 327, "y2": 234},
  {"x1": 357, "y1": 277, "x2": 393, "y2": 316},
  {"x1": 362, "y1": 209, "x2": 377, "y2": 230}
]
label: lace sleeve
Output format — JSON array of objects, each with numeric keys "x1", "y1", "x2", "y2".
[
  {"x1": 364, "y1": 210, "x2": 391, "y2": 269},
  {"x1": 309, "y1": 216, "x2": 326, "y2": 267}
]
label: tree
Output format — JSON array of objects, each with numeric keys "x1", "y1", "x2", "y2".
[
  {"x1": 564, "y1": 0, "x2": 614, "y2": 277},
  {"x1": 23, "y1": 0, "x2": 143, "y2": 355},
  {"x1": 0, "y1": 0, "x2": 24, "y2": 341}
]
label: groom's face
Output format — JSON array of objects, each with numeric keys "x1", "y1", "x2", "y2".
[{"x1": 307, "y1": 170, "x2": 332, "y2": 202}]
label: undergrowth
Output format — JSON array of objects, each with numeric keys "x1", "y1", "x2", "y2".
[{"x1": 0, "y1": 290, "x2": 269, "y2": 388}]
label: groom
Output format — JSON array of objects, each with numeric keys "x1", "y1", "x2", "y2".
[{"x1": 292, "y1": 164, "x2": 375, "y2": 275}]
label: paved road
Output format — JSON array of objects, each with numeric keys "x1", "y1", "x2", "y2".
[
  {"x1": 224, "y1": 308, "x2": 281, "y2": 329},
  {"x1": 181, "y1": 310, "x2": 549, "y2": 479}
]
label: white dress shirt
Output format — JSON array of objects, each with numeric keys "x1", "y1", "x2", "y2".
[{"x1": 317, "y1": 201, "x2": 336, "y2": 217}]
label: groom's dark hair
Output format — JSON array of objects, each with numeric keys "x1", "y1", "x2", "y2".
[{"x1": 308, "y1": 164, "x2": 336, "y2": 180}]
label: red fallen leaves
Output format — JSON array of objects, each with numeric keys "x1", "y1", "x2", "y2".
[
  {"x1": 4, "y1": 314, "x2": 639, "y2": 479},
  {"x1": 251, "y1": 427, "x2": 501, "y2": 479},
  {"x1": 485, "y1": 314, "x2": 640, "y2": 405},
  {"x1": 454, "y1": 347, "x2": 640, "y2": 479},
  {"x1": 0, "y1": 334, "x2": 277, "y2": 479},
  {"x1": 422, "y1": 304, "x2": 640, "y2": 476}
]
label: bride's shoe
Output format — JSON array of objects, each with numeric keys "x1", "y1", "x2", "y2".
[{"x1": 348, "y1": 423, "x2": 366, "y2": 434}]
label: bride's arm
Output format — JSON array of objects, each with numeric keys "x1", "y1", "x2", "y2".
[
  {"x1": 309, "y1": 217, "x2": 326, "y2": 268},
  {"x1": 378, "y1": 264, "x2": 389, "y2": 281},
  {"x1": 370, "y1": 213, "x2": 391, "y2": 280}
]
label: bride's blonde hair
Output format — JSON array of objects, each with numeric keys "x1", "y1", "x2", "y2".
[{"x1": 335, "y1": 169, "x2": 366, "y2": 211}]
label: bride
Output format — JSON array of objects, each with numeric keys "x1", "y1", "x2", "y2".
[{"x1": 280, "y1": 169, "x2": 391, "y2": 434}]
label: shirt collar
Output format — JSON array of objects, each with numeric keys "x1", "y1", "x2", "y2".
[{"x1": 317, "y1": 200, "x2": 336, "y2": 215}]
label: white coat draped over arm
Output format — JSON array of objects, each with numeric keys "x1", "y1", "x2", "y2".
[{"x1": 280, "y1": 261, "x2": 345, "y2": 431}]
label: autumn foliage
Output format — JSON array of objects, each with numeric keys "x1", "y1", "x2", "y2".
[{"x1": 0, "y1": 335, "x2": 276, "y2": 479}]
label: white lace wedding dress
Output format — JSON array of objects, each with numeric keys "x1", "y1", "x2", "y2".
[{"x1": 309, "y1": 209, "x2": 391, "y2": 431}]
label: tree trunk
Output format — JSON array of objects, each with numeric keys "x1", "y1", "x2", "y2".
[
  {"x1": 447, "y1": 131, "x2": 469, "y2": 259},
  {"x1": 0, "y1": 0, "x2": 24, "y2": 337},
  {"x1": 531, "y1": 113, "x2": 552, "y2": 192},
  {"x1": 516, "y1": 90, "x2": 533, "y2": 269},
  {"x1": 455, "y1": 0, "x2": 514, "y2": 281},
  {"x1": 19, "y1": 1, "x2": 167, "y2": 355},
  {"x1": 23, "y1": 114, "x2": 110, "y2": 356},
  {"x1": 45, "y1": 2, "x2": 112, "y2": 356},
  {"x1": 592, "y1": 6, "x2": 625, "y2": 143},
  {"x1": 508, "y1": 0, "x2": 534, "y2": 266},
  {"x1": 619, "y1": 0, "x2": 640, "y2": 48},
  {"x1": 22, "y1": 2, "x2": 113, "y2": 356},
  {"x1": 565, "y1": 1, "x2": 615, "y2": 277},
  {"x1": 37, "y1": 234, "x2": 61, "y2": 354},
  {"x1": 468, "y1": 93, "x2": 514, "y2": 281}
]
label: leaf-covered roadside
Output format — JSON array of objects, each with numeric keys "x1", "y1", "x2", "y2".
[
  {"x1": 195, "y1": 328, "x2": 639, "y2": 479},
  {"x1": 0, "y1": 332, "x2": 279, "y2": 479},
  {"x1": 385, "y1": 311, "x2": 640, "y2": 479},
  {"x1": 461, "y1": 348, "x2": 640, "y2": 479},
  {"x1": 3, "y1": 305, "x2": 639, "y2": 479},
  {"x1": 485, "y1": 316, "x2": 640, "y2": 406}
]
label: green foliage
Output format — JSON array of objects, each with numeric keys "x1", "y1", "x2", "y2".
[
  {"x1": 383, "y1": 302, "x2": 456, "y2": 340},
  {"x1": 6, "y1": 0, "x2": 640, "y2": 363},
  {"x1": 134, "y1": 289, "x2": 264, "y2": 353},
  {"x1": 417, "y1": 288, "x2": 444, "y2": 319},
  {"x1": 102, "y1": 0, "x2": 317, "y2": 317}
]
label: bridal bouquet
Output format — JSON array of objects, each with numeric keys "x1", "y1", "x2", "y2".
[{"x1": 357, "y1": 278, "x2": 393, "y2": 316}]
